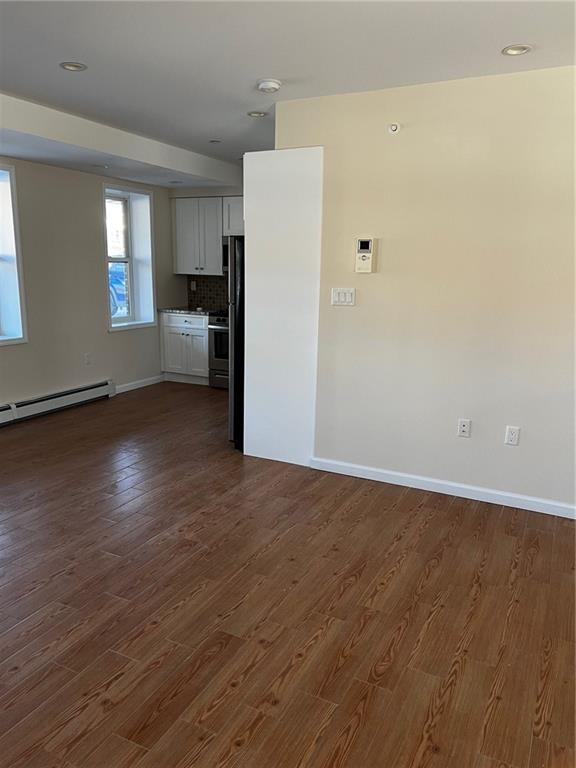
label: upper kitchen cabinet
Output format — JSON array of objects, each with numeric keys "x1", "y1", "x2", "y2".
[
  {"x1": 174, "y1": 198, "x2": 199, "y2": 274},
  {"x1": 200, "y1": 197, "x2": 224, "y2": 274},
  {"x1": 173, "y1": 197, "x2": 223, "y2": 275},
  {"x1": 222, "y1": 196, "x2": 244, "y2": 236}
]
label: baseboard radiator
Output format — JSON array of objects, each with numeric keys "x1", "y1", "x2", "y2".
[{"x1": 0, "y1": 381, "x2": 115, "y2": 426}]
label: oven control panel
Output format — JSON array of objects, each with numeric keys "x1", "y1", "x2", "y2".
[{"x1": 208, "y1": 312, "x2": 229, "y2": 329}]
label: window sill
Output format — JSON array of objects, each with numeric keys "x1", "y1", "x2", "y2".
[
  {"x1": 108, "y1": 320, "x2": 157, "y2": 332},
  {"x1": 0, "y1": 334, "x2": 27, "y2": 347}
]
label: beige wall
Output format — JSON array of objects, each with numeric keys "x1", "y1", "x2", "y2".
[
  {"x1": 0, "y1": 158, "x2": 187, "y2": 403},
  {"x1": 276, "y1": 66, "x2": 575, "y2": 505}
]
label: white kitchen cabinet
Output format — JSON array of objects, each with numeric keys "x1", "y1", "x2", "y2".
[
  {"x1": 200, "y1": 198, "x2": 224, "y2": 275},
  {"x1": 222, "y1": 196, "x2": 244, "y2": 236},
  {"x1": 174, "y1": 198, "x2": 200, "y2": 274},
  {"x1": 160, "y1": 313, "x2": 209, "y2": 380},
  {"x1": 162, "y1": 326, "x2": 189, "y2": 373},
  {"x1": 185, "y1": 329, "x2": 209, "y2": 376},
  {"x1": 173, "y1": 197, "x2": 223, "y2": 275}
]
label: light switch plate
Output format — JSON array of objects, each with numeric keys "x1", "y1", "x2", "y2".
[{"x1": 331, "y1": 288, "x2": 356, "y2": 306}]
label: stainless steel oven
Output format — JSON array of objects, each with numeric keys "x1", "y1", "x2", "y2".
[{"x1": 208, "y1": 313, "x2": 229, "y2": 389}]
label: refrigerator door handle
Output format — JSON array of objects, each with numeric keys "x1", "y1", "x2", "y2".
[
  {"x1": 228, "y1": 237, "x2": 235, "y2": 306},
  {"x1": 228, "y1": 237, "x2": 235, "y2": 442}
]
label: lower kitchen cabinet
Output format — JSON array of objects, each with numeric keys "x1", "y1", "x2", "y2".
[
  {"x1": 160, "y1": 313, "x2": 209, "y2": 379},
  {"x1": 162, "y1": 326, "x2": 188, "y2": 373},
  {"x1": 184, "y1": 329, "x2": 209, "y2": 377}
]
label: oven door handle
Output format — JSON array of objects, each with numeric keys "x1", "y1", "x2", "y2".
[{"x1": 208, "y1": 325, "x2": 229, "y2": 330}]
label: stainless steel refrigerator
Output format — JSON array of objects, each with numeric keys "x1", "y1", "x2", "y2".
[{"x1": 227, "y1": 236, "x2": 245, "y2": 450}]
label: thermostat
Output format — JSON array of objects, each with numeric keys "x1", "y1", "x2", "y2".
[{"x1": 355, "y1": 238, "x2": 376, "y2": 273}]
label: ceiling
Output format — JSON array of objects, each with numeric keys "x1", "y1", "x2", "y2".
[{"x1": 0, "y1": 1, "x2": 573, "y2": 163}]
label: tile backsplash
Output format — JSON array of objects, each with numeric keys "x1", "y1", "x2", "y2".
[{"x1": 187, "y1": 275, "x2": 228, "y2": 312}]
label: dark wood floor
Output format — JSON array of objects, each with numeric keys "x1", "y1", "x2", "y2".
[{"x1": 0, "y1": 382, "x2": 573, "y2": 768}]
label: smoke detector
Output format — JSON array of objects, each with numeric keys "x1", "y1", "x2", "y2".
[{"x1": 256, "y1": 78, "x2": 282, "y2": 94}]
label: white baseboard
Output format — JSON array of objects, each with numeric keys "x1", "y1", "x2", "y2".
[
  {"x1": 310, "y1": 457, "x2": 575, "y2": 520},
  {"x1": 114, "y1": 373, "x2": 210, "y2": 394},
  {"x1": 163, "y1": 373, "x2": 209, "y2": 386},
  {"x1": 114, "y1": 375, "x2": 164, "y2": 394}
]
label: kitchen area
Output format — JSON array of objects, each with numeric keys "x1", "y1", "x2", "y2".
[{"x1": 159, "y1": 194, "x2": 244, "y2": 448}]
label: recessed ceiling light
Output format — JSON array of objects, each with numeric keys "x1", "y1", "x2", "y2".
[
  {"x1": 209, "y1": 139, "x2": 222, "y2": 144},
  {"x1": 247, "y1": 111, "x2": 267, "y2": 118},
  {"x1": 257, "y1": 78, "x2": 282, "y2": 94},
  {"x1": 59, "y1": 61, "x2": 87, "y2": 71},
  {"x1": 169, "y1": 180, "x2": 184, "y2": 185},
  {"x1": 501, "y1": 44, "x2": 532, "y2": 56}
]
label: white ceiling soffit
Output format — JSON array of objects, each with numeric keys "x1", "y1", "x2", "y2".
[
  {"x1": 0, "y1": 1, "x2": 573, "y2": 163},
  {"x1": 0, "y1": 94, "x2": 243, "y2": 188},
  {"x1": 0, "y1": 128, "x2": 227, "y2": 188}
]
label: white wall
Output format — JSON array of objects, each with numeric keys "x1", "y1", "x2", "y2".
[
  {"x1": 0, "y1": 157, "x2": 187, "y2": 403},
  {"x1": 244, "y1": 147, "x2": 323, "y2": 466},
  {"x1": 275, "y1": 67, "x2": 574, "y2": 512}
]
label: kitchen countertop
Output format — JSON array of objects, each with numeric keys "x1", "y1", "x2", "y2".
[{"x1": 158, "y1": 307, "x2": 209, "y2": 316}]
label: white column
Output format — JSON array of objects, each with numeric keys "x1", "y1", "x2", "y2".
[{"x1": 243, "y1": 147, "x2": 323, "y2": 466}]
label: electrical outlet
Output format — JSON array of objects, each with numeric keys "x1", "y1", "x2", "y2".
[
  {"x1": 457, "y1": 418, "x2": 471, "y2": 438},
  {"x1": 84, "y1": 353, "x2": 92, "y2": 367},
  {"x1": 505, "y1": 426, "x2": 520, "y2": 446},
  {"x1": 190, "y1": 280, "x2": 197, "y2": 292}
]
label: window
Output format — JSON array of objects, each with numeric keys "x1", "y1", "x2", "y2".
[
  {"x1": 104, "y1": 188, "x2": 155, "y2": 329},
  {"x1": 0, "y1": 166, "x2": 26, "y2": 345}
]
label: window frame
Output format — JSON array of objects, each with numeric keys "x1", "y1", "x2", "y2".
[
  {"x1": 103, "y1": 185, "x2": 157, "y2": 332},
  {"x1": 105, "y1": 190, "x2": 135, "y2": 325},
  {"x1": 0, "y1": 164, "x2": 28, "y2": 346}
]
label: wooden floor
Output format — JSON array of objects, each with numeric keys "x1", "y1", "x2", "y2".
[{"x1": 0, "y1": 382, "x2": 573, "y2": 768}]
